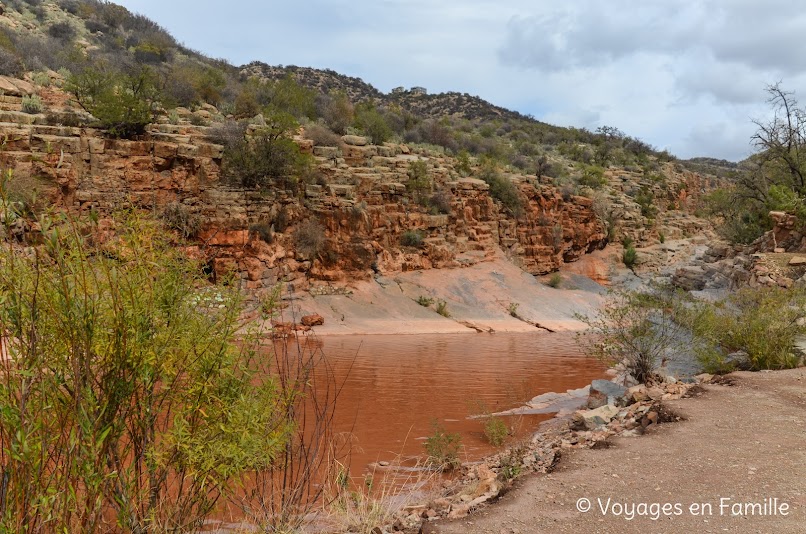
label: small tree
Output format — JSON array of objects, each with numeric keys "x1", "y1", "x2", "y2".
[
  {"x1": 319, "y1": 91, "x2": 354, "y2": 135},
  {"x1": 354, "y1": 102, "x2": 392, "y2": 145},
  {"x1": 750, "y1": 83, "x2": 806, "y2": 200},
  {"x1": 66, "y1": 65, "x2": 159, "y2": 138},
  {"x1": 221, "y1": 113, "x2": 304, "y2": 191},
  {"x1": 406, "y1": 159, "x2": 431, "y2": 204},
  {"x1": 576, "y1": 289, "x2": 684, "y2": 384},
  {"x1": 267, "y1": 73, "x2": 317, "y2": 120}
]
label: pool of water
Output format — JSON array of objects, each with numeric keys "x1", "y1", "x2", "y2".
[{"x1": 303, "y1": 331, "x2": 606, "y2": 478}]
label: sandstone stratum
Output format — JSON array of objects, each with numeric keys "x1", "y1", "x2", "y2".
[{"x1": 0, "y1": 70, "x2": 718, "y2": 333}]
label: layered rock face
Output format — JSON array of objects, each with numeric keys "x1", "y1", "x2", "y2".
[{"x1": 0, "y1": 105, "x2": 610, "y2": 294}]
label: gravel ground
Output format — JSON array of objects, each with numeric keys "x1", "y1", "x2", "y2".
[{"x1": 428, "y1": 368, "x2": 806, "y2": 534}]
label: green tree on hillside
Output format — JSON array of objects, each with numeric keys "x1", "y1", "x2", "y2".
[
  {"x1": 354, "y1": 101, "x2": 393, "y2": 145},
  {"x1": 66, "y1": 64, "x2": 159, "y2": 138},
  {"x1": 704, "y1": 83, "x2": 806, "y2": 242},
  {"x1": 220, "y1": 113, "x2": 307, "y2": 191}
]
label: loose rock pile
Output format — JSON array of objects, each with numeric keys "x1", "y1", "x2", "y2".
[{"x1": 375, "y1": 373, "x2": 704, "y2": 533}]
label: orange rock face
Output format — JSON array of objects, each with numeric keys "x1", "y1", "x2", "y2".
[{"x1": 1, "y1": 115, "x2": 608, "y2": 293}]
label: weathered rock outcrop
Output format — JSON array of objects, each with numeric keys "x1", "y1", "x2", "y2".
[{"x1": 0, "y1": 103, "x2": 608, "y2": 295}]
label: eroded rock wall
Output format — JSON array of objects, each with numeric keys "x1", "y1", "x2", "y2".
[{"x1": 0, "y1": 115, "x2": 608, "y2": 294}]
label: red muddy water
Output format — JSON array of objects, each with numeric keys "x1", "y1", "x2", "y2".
[{"x1": 308, "y1": 332, "x2": 606, "y2": 480}]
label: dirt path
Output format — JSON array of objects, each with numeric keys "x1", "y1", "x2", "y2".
[{"x1": 428, "y1": 368, "x2": 806, "y2": 533}]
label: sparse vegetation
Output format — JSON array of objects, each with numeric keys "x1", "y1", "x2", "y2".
[
  {"x1": 424, "y1": 421, "x2": 462, "y2": 470},
  {"x1": 478, "y1": 161, "x2": 523, "y2": 216},
  {"x1": 249, "y1": 220, "x2": 274, "y2": 244},
  {"x1": 400, "y1": 229, "x2": 425, "y2": 247},
  {"x1": 294, "y1": 218, "x2": 326, "y2": 258},
  {"x1": 306, "y1": 122, "x2": 343, "y2": 147},
  {"x1": 547, "y1": 273, "x2": 562, "y2": 288},
  {"x1": 428, "y1": 189, "x2": 452, "y2": 214},
  {"x1": 483, "y1": 416, "x2": 509, "y2": 446},
  {"x1": 161, "y1": 200, "x2": 202, "y2": 239},
  {"x1": 508, "y1": 302, "x2": 520, "y2": 317},
  {"x1": 576, "y1": 289, "x2": 686, "y2": 384},
  {"x1": 416, "y1": 295, "x2": 435, "y2": 307},
  {"x1": 435, "y1": 299, "x2": 450, "y2": 317},
  {"x1": 20, "y1": 94, "x2": 43, "y2": 114}
]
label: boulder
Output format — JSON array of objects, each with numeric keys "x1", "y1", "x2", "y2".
[
  {"x1": 342, "y1": 134, "x2": 368, "y2": 146},
  {"x1": 671, "y1": 265, "x2": 707, "y2": 291},
  {"x1": 586, "y1": 379, "x2": 628, "y2": 408},
  {"x1": 789, "y1": 256, "x2": 806, "y2": 266},
  {"x1": 301, "y1": 313, "x2": 325, "y2": 327},
  {"x1": 577, "y1": 404, "x2": 620, "y2": 429},
  {"x1": 0, "y1": 76, "x2": 34, "y2": 96},
  {"x1": 627, "y1": 384, "x2": 649, "y2": 403}
]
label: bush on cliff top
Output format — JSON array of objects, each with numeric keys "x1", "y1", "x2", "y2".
[
  {"x1": 66, "y1": 65, "x2": 159, "y2": 138},
  {"x1": 478, "y1": 161, "x2": 523, "y2": 216}
]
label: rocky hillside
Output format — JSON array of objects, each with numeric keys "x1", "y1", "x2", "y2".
[
  {"x1": 243, "y1": 63, "x2": 533, "y2": 123},
  {"x1": 0, "y1": 0, "x2": 726, "y2": 309}
]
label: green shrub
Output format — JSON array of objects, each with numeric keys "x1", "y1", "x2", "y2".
[
  {"x1": 31, "y1": 71, "x2": 50, "y2": 86},
  {"x1": 436, "y1": 299, "x2": 450, "y2": 317},
  {"x1": 220, "y1": 113, "x2": 305, "y2": 191},
  {"x1": 319, "y1": 91, "x2": 354, "y2": 135},
  {"x1": 354, "y1": 102, "x2": 392, "y2": 145},
  {"x1": 483, "y1": 416, "x2": 509, "y2": 446},
  {"x1": 508, "y1": 302, "x2": 520, "y2": 317},
  {"x1": 682, "y1": 287, "x2": 806, "y2": 371},
  {"x1": 634, "y1": 186, "x2": 657, "y2": 218},
  {"x1": 406, "y1": 160, "x2": 431, "y2": 202},
  {"x1": 455, "y1": 150, "x2": 472, "y2": 176},
  {"x1": 265, "y1": 73, "x2": 317, "y2": 120},
  {"x1": 424, "y1": 421, "x2": 461, "y2": 470},
  {"x1": 479, "y1": 162, "x2": 523, "y2": 216},
  {"x1": 658, "y1": 231, "x2": 666, "y2": 243},
  {"x1": 0, "y1": 211, "x2": 290, "y2": 532},
  {"x1": 547, "y1": 273, "x2": 562, "y2": 288},
  {"x1": 622, "y1": 245, "x2": 638, "y2": 268},
  {"x1": 400, "y1": 229, "x2": 424, "y2": 247},
  {"x1": 416, "y1": 295, "x2": 434, "y2": 307},
  {"x1": 579, "y1": 164, "x2": 607, "y2": 189},
  {"x1": 48, "y1": 21, "x2": 76, "y2": 41},
  {"x1": 66, "y1": 66, "x2": 159, "y2": 138},
  {"x1": 21, "y1": 94, "x2": 43, "y2": 114}
]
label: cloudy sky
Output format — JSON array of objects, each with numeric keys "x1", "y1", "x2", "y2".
[{"x1": 115, "y1": 0, "x2": 806, "y2": 161}]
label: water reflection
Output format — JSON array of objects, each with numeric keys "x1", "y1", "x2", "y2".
[{"x1": 291, "y1": 332, "x2": 605, "y2": 478}]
